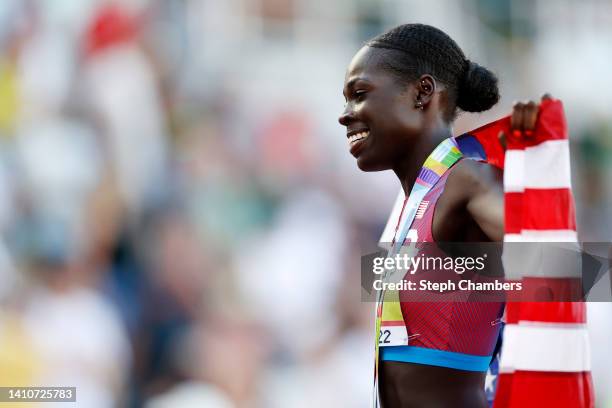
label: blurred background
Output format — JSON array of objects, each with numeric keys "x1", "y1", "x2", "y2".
[{"x1": 0, "y1": 0, "x2": 610, "y2": 407}]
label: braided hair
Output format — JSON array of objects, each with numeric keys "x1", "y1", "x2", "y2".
[{"x1": 367, "y1": 24, "x2": 500, "y2": 121}]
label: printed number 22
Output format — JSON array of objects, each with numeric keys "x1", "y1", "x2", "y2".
[{"x1": 379, "y1": 329, "x2": 391, "y2": 344}]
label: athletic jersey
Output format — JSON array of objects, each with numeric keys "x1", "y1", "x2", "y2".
[{"x1": 380, "y1": 160, "x2": 504, "y2": 371}]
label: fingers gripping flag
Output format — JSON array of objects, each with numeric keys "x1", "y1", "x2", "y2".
[{"x1": 457, "y1": 99, "x2": 594, "y2": 408}]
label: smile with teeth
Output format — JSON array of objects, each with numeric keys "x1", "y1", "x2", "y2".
[{"x1": 348, "y1": 131, "x2": 370, "y2": 147}]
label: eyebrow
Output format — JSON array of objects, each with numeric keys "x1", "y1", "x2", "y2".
[{"x1": 343, "y1": 77, "x2": 370, "y2": 97}]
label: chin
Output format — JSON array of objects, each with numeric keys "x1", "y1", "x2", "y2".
[{"x1": 356, "y1": 156, "x2": 388, "y2": 172}]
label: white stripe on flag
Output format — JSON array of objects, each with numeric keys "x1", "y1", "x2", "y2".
[
  {"x1": 503, "y1": 230, "x2": 578, "y2": 243},
  {"x1": 503, "y1": 149, "x2": 525, "y2": 193},
  {"x1": 524, "y1": 140, "x2": 572, "y2": 189},
  {"x1": 499, "y1": 323, "x2": 591, "y2": 372},
  {"x1": 502, "y1": 241, "x2": 582, "y2": 279},
  {"x1": 504, "y1": 141, "x2": 572, "y2": 192}
]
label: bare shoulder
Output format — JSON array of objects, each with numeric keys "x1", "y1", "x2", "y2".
[
  {"x1": 433, "y1": 159, "x2": 504, "y2": 241},
  {"x1": 445, "y1": 159, "x2": 503, "y2": 200},
  {"x1": 439, "y1": 159, "x2": 505, "y2": 241}
]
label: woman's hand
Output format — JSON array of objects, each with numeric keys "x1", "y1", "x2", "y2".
[{"x1": 499, "y1": 94, "x2": 552, "y2": 149}]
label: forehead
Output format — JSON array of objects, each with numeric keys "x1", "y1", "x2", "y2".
[{"x1": 344, "y1": 46, "x2": 386, "y2": 83}]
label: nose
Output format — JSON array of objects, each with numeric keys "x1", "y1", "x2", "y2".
[{"x1": 338, "y1": 104, "x2": 354, "y2": 127}]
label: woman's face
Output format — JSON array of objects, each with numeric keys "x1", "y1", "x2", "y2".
[{"x1": 339, "y1": 46, "x2": 424, "y2": 171}]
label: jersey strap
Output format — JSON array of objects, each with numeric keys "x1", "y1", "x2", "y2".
[{"x1": 373, "y1": 137, "x2": 463, "y2": 407}]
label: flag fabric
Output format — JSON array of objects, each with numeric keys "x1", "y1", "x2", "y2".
[{"x1": 457, "y1": 98, "x2": 594, "y2": 408}]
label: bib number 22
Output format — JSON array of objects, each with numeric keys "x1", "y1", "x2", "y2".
[{"x1": 378, "y1": 329, "x2": 391, "y2": 345}]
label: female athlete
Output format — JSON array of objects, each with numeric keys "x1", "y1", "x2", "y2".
[{"x1": 339, "y1": 23, "x2": 544, "y2": 407}]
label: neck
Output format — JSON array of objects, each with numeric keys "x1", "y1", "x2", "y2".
[{"x1": 393, "y1": 126, "x2": 452, "y2": 196}]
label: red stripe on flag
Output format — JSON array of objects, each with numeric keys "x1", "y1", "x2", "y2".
[
  {"x1": 505, "y1": 300, "x2": 585, "y2": 325},
  {"x1": 505, "y1": 193, "x2": 523, "y2": 234},
  {"x1": 505, "y1": 302, "x2": 521, "y2": 325},
  {"x1": 496, "y1": 371, "x2": 594, "y2": 408},
  {"x1": 514, "y1": 301, "x2": 586, "y2": 324},
  {"x1": 493, "y1": 373, "x2": 514, "y2": 408},
  {"x1": 522, "y1": 188, "x2": 576, "y2": 231}
]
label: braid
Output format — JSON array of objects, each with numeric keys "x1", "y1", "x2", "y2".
[{"x1": 366, "y1": 24, "x2": 499, "y2": 120}]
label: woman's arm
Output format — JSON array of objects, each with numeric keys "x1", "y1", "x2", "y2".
[{"x1": 463, "y1": 95, "x2": 549, "y2": 241}]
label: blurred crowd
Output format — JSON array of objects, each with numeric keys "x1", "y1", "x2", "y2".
[{"x1": 0, "y1": 0, "x2": 609, "y2": 407}]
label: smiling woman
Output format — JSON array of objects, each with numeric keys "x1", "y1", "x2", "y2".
[
  {"x1": 339, "y1": 24, "x2": 509, "y2": 408},
  {"x1": 339, "y1": 24, "x2": 499, "y2": 180}
]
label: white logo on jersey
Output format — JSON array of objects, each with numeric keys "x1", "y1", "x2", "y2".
[{"x1": 403, "y1": 229, "x2": 419, "y2": 245}]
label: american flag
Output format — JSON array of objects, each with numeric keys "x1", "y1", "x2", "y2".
[{"x1": 459, "y1": 98, "x2": 594, "y2": 408}]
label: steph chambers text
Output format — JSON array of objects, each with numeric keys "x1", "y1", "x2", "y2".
[{"x1": 373, "y1": 279, "x2": 522, "y2": 292}]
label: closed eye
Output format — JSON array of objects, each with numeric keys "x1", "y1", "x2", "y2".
[{"x1": 354, "y1": 90, "x2": 367, "y2": 101}]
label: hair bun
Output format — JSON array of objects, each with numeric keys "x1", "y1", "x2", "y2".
[{"x1": 456, "y1": 60, "x2": 500, "y2": 113}]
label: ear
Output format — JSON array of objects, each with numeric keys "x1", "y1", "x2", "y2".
[{"x1": 415, "y1": 75, "x2": 436, "y2": 109}]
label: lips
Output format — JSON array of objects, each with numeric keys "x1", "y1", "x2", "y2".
[
  {"x1": 348, "y1": 130, "x2": 369, "y2": 145},
  {"x1": 348, "y1": 130, "x2": 370, "y2": 157}
]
